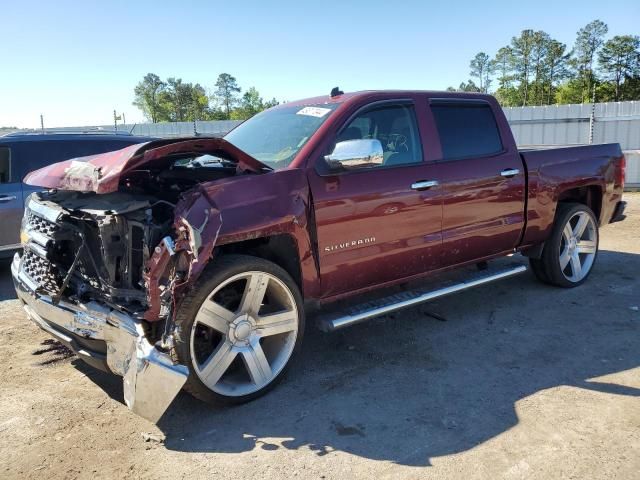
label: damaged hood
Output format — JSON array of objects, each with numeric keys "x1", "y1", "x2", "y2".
[{"x1": 24, "y1": 137, "x2": 271, "y2": 194}]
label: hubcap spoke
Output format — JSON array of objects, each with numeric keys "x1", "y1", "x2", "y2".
[
  {"x1": 195, "y1": 299, "x2": 235, "y2": 333},
  {"x1": 573, "y1": 213, "x2": 589, "y2": 238},
  {"x1": 256, "y1": 310, "x2": 298, "y2": 337},
  {"x1": 563, "y1": 223, "x2": 573, "y2": 242},
  {"x1": 577, "y1": 240, "x2": 597, "y2": 254},
  {"x1": 199, "y1": 341, "x2": 237, "y2": 386},
  {"x1": 239, "y1": 273, "x2": 269, "y2": 315},
  {"x1": 559, "y1": 248, "x2": 571, "y2": 269},
  {"x1": 569, "y1": 252, "x2": 582, "y2": 279},
  {"x1": 241, "y1": 339, "x2": 272, "y2": 386}
]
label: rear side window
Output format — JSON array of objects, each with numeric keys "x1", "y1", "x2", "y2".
[
  {"x1": 0, "y1": 147, "x2": 11, "y2": 183},
  {"x1": 430, "y1": 102, "x2": 503, "y2": 159}
]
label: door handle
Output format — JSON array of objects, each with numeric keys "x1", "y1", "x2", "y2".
[
  {"x1": 411, "y1": 180, "x2": 439, "y2": 191},
  {"x1": 0, "y1": 195, "x2": 17, "y2": 202},
  {"x1": 500, "y1": 168, "x2": 520, "y2": 178}
]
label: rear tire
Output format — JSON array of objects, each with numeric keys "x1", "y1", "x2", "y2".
[
  {"x1": 530, "y1": 203, "x2": 599, "y2": 288},
  {"x1": 528, "y1": 257, "x2": 551, "y2": 284}
]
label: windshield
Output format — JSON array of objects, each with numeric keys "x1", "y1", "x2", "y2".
[{"x1": 224, "y1": 103, "x2": 339, "y2": 169}]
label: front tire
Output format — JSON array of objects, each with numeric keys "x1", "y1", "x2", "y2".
[
  {"x1": 529, "y1": 203, "x2": 599, "y2": 288},
  {"x1": 174, "y1": 255, "x2": 304, "y2": 405}
]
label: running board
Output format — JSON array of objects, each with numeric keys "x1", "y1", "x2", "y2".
[{"x1": 317, "y1": 264, "x2": 527, "y2": 332}]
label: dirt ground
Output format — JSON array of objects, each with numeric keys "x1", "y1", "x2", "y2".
[{"x1": 0, "y1": 194, "x2": 638, "y2": 480}]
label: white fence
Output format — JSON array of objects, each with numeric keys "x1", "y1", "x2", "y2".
[
  {"x1": 503, "y1": 101, "x2": 640, "y2": 150},
  {"x1": 97, "y1": 120, "x2": 243, "y2": 138},
  {"x1": 503, "y1": 101, "x2": 640, "y2": 186}
]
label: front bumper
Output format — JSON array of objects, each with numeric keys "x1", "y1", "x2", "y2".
[{"x1": 11, "y1": 253, "x2": 188, "y2": 423}]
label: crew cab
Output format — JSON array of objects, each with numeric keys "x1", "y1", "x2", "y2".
[{"x1": 12, "y1": 90, "x2": 627, "y2": 422}]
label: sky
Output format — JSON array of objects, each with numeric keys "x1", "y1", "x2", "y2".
[{"x1": 1, "y1": 0, "x2": 638, "y2": 128}]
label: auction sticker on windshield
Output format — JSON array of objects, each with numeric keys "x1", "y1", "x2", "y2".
[{"x1": 296, "y1": 106, "x2": 332, "y2": 118}]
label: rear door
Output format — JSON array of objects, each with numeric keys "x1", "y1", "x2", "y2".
[
  {"x1": 308, "y1": 99, "x2": 443, "y2": 298},
  {"x1": 0, "y1": 145, "x2": 23, "y2": 250},
  {"x1": 427, "y1": 98, "x2": 526, "y2": 266}
]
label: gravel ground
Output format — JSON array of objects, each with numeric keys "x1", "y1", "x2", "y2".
[{"x1": 0, "y1": 194, "x2": 638, "y2": 480}]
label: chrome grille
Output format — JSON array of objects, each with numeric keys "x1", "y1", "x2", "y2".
[
  {"x1": 27, "y1": 211, "x2": 58, "y2": 236},
  {"x1": 22, "y1": 249, "x2": 60, "y2": 292}
]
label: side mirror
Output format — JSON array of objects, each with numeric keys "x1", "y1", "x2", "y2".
[{"x1": 325, "y1": 139, "x2": 384, "y2": 170}]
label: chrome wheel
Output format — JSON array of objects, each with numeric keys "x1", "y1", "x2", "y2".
[
  {"x1": 189, "y1": 271, "x2": 299, "y2": 397},
  {"x1": 559, "y1": 211, "x2": 598, "y2": 282}
]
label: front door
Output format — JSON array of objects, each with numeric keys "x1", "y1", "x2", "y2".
[
  {"x1": 308, "y1": 101, "x2": 442, "y2": 298},
  {"x1": 0, "y1": 146, "x2": 23, "y2": 251}
]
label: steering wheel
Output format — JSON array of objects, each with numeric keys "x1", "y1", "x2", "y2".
[{"x1": 387, "y1": 133, "x2": 409, "y2": 153}]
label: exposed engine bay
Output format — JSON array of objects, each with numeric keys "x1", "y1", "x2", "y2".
[{"x1": 22, "y1": 153, "x2": 238, "y2": 327}]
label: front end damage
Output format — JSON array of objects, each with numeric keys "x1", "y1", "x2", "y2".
[
  {"x1": 12, "y1": 139, "x2": 251, "y2": 422},
  {"x1": 13, "y1": 260, "x2": 188, "y2": 422}
]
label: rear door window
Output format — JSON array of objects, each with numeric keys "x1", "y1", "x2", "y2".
[
  {"x1": 0, "y1": 147, "x2": 11, "y2": 183},
  {"x1": 430, "y1": 101, "x2": 503, "y2": 160}
]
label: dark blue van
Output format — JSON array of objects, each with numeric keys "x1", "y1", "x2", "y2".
[{"x1": 0, "y1": 132, "x2": 153, "y2": 256}]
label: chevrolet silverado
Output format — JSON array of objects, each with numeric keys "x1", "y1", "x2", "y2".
[{"x1": 12, "y1": 90, "x2": 627, "y2": 421}]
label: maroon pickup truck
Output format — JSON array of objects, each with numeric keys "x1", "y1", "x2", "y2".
[{"x1": 12, "y1": 90, "x2": 626, "y2": 421}]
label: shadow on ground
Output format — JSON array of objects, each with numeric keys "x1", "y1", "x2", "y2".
[
  {"x1": 16, "y1": 250, "x2": 640, "y2": 466},
  {"x1": 0, "y1": 258, "x2": 17, "y2": 301}
]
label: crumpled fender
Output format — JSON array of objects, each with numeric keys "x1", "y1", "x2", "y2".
[
  {"x1": 142, "y1": 169, "x2": 319, "y2": 321},
  {"x1": 143, "y1": 184, "x2": 222, "y2": 321}
]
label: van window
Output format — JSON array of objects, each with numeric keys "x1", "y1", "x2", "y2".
[
  {"x1": 18, "y1": 139, "x2": 141, "y2": 179},
  {"x1": 0, "y1": 147, "x2": 11, "y2": 183},
  {"x1": 430, "y1": 102, "x2": 503, "y2": 159}
]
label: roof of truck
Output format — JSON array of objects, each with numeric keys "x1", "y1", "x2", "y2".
[{"x1": 279, "y1": 90, "x2": 495, "y2": 108}]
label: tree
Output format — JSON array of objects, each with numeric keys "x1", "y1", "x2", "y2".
[
  {"x1": 133, "y1": 73, "x2": 166, "y2": 123},
  {"x1": 572, "y1": 20, "x2": 608, "y2": 102},
  {"x1": 510, "y1": 29, "x2": 535, "y2": 106},
  {"x1": 491, "y1": 47, "x2": 518, "y2": 106},
  {"x1": 162, "y1": 78, "x2": 193, "y2": 122},
  {"x1": 492, "y1": 47, "x2": 513, "y2": 89},
  {"x1": 598, "y1": 35, "x2": 640, "y2": 101},
  {"x1": 447, "y1": 80, "x2": 481, "y2": 92},
  {"x1": 544, "y1": 40, "x2": 571, "y2": 104},
  {"x1": 214, "y1": 73, "x2": 241, "y2": 119},
  {"x1": 229, "y1": 87, "x2": 280, "y2": 120},
  {"x1": 469, "y1": 52, "x2": 492, "y2": 93},
  {"x1": 554, "y1": 78, "x2": 585, "y2": 104},
  {"x1": 187, "y1": 83, "x2": 211, "y2": 121},
  {"x1": 530, "y1": 31, "x2": 551, "y2": 105}
]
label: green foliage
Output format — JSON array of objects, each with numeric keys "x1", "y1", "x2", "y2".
[
  {"x1": 133, "y1": 73, "x2": 167, "y2": 123},
  {"x1": 598, "y1": 35, "x2": 640, "y2": 101},
  {"x1": 554, "y1": 78, "x2": 585, "y2": 104},
  {"x1": 572, "y1": 20, "x2": 608, "y2": 102},
  {"x1": 214, "y1": 73, "x2": 241, "y2": 119},
  {"x1": 469, "y1": 52, "x2": 492, "y2": 93},
  {"x1": 133, "y1": 73, "x2": 278, "y2": 123},
  {"x1": 230, "y1": 87, "x2": 280, "y2": 120},
  {"x1": 451, "y1": 19, "x2": 640, "y2": 106}
]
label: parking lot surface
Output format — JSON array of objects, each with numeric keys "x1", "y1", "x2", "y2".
[{"x1": 0, "y1": 194, "x2": 638, "y2": 479}]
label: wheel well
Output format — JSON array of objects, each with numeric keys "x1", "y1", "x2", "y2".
[
  {"x1": 557, "y1": 185, "x2": 602, "y2": 221},
  {"x1": 215, "y1": 235, "x2": 302, "y2": 292}
]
